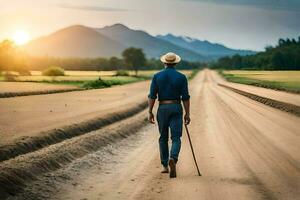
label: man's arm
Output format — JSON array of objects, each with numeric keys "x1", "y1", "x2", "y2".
[
  {"x1": 148, "y1": 75, "x2": 158, "y2": 124},
  {"x1": 148, "y1": 98, "x2": 156, "y2": 124},
  {"x1": 181, "y1": 76, "x2": 191, "y2": 125}
]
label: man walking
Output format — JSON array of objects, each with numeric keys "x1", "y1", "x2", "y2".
[{"x1": 148, "y1": 52, "x2": 191, "y2": 178}]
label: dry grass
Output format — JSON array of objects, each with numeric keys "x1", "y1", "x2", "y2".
[
  {"x1": 15, "y1": 70, "x2": 192, "y2": 82},
  {"x1": 221, "y1": 70, "x2": 300, "y2": 93},
  {"x1": 223, "y1": 70, "x2": 300, "y2": 82},
  {"x1": 31, "y1": 70, "x2": 115, "y2": 77},
  {"x1": 0, "y1": 82, "x2": 78, "y2": 93}
]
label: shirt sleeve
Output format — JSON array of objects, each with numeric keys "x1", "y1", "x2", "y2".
[
  {"x1": 181, "y1": 76, "x2": 190, "y2": 101},
  {"x1": 148, "y1": 75, "x2": 158, "y2": 99}
]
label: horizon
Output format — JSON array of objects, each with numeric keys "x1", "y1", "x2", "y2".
[{"x1": 1, "y1": 0, "x2": 300, "y2": 51}]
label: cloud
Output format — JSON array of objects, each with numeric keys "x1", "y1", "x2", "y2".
[
  {"x1": 58, "y1": 4, "x2": 131, "y2": 12},
  {"x1": 179, "y1": 0, "x2": 300, "y2": 12}
]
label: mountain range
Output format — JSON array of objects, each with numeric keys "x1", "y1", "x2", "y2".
[
  {"x1": 157, "y1": 34, "x2": 255, "y2": 59},
  {"x1": 25, "y1": 24, "x2": 256, "y2": 61}
]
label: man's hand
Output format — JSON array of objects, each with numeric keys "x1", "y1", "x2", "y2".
[
  {"x1": 184, "y1": 114, "x2": 191, "y2": 125},
  {"x1": 148, "y1": 112, "x2": 155, "y2": 124},
  {"x1": 182, "y1": 100, "x2": 190, "y2": 125}
]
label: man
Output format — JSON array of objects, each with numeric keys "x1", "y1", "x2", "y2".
[{"x1": 148, "y1": 52, "x2": 191, "y2": 178}]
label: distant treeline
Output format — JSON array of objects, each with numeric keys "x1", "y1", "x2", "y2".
[
  {"x1": 211, "y1": 37, "x2": 300, "y2": 70},
  {"x1": 0, "y1": 40, "x2": 204, "y2": 75},
  {"x1": 29, "y1": 56, "x2": 204, "y2": 71}
]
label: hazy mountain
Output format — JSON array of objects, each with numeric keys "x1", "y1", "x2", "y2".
[
  {"x1": 96, "y1": 24, "x2": 208, "y2": 61},
  {"x1": 157, "y1": 34, "x2": 256, "y2": 59},
  {"x1": 25, "y1": 23, "x2": 256, "y2": 61},
  {"x1": 25, "y1": 25, "x2": 126, "y2": 58}
]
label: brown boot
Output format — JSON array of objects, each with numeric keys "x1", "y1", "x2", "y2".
[
  {"x1": 161, "y1": 166, "x2": 169, "y2": 173},
  {"x1": 169, "y1": 158, "x2": 177, "y2": 178}
]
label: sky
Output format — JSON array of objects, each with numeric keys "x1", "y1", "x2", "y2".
[{"x1": 0, "y1": 0, "x2": 299, "y2": 51}]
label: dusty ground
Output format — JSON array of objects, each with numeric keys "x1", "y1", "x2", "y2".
[
  {"x1": 0, "y1": 81, "x2": 149, "y2": 145},
  {"x1": 8, "y1": 70, "x2": 300, "y2": 200},
  {"x1": 0, "y1": 82, "x2": 79, "y2": 93}
]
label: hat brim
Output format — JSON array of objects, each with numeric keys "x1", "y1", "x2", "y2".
[{"x1": 160, "y1": 54, "x2": 181, "y2": 64}]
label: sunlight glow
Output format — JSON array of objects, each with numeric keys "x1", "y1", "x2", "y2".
[{"x1": 12, "y1": 30, "x2": 30, "y2": 45}]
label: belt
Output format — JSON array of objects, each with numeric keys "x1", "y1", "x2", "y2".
[{"x1": 159, "y1": 100, "x2": 181, "y2": 105}]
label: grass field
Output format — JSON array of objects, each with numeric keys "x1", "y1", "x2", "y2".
[
  {"x1": 220, "y1": 70, "x2": 300, "y2": 93},
  {"x1": 28, "y1": 70, "x2": 192, "y2": 79},
  {"x1": 1, "y1": 70, "x2": 195, "y2": 90}
]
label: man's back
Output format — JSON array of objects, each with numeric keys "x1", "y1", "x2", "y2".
[{"x1": 149, "y1": 67, "x2": 190, "y2": 101}]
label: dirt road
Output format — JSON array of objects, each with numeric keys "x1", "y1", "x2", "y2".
[{"x1": 9, "y1": 69, "x2": 299, "y2": 200}]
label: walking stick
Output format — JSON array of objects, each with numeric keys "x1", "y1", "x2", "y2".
[{"x1": 184, "y1": 124, "x2": 202, "y2": 176}]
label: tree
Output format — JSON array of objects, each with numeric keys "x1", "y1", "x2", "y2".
[
  {"x1": 286, "y1": 38, "x2": 292, "y2": 45},
  {"x1": 271, "y1": 52, "x2": 285, "y2": 69},
  {"x1": 109, "y1": 56, "x2": 123, "y2": 70},
  {"x1": 122, "y1": 47, "x2": 146, "y2": 76},
  {"x1": 232, "y1": 54, "x2": 242, "y2": 69},
  {"x1": 265, "y1": 45, "x2": 273, "y2": 52},
  {"x1": 0, "y1": 40, "x2": 15, "y2": 72},
  {"x1": 278, "y1": 38, "x2": 285, "y2": 47},
  {"x1": 212, "y1": 36, "x2": 300, "y2": 70},
  {"x1": 0, "y1": 40, "x2": 29, "y2": 74},
  {"x1": 217, "y1": 56, "x2": 233, "y2": 69}
]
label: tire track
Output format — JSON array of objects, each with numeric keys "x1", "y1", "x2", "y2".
[
  {"x1": 209, "y1": 83, "x2": 300, "y2": 200},
  {"x1": 218, "y1": 83, "x2": 300, "y2": 117}
]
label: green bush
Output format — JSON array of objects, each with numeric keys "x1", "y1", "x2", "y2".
[
  {"x1": 18, "y1": 70, "x2": 31, "y2": 76},
  {"x1": 4, "y1": 72, "x2": 18, "y2": 81},
  {"x1": 42, "y1": 66, "x2": 65, "y2": 76},
  {"x1": 83, "y1": 78, "x2": 111, "y2": 89},
  {"x1": 115, "y1": 70, "x2": 129, "y2": 76}
]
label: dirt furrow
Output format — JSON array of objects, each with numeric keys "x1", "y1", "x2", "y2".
[
  {"x1": 218, "y1": 83, "x2": 300, "y2": 117},
  {"x1": 0, "y1": 109, "x2": 148, "y2": 199},
  {"x1": 0, "y1": 101, "x2": 147, "y2": 162},
  {"x1": 0, "y1": 88, "x2": 85, "y2": 98}
]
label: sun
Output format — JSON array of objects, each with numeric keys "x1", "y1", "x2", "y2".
[{"x1": 12, "y1": 30, "x2": 30, "y2": 45}]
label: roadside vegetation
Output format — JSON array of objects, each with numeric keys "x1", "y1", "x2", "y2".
[
  {"x1": 212, "y1": 37, "x2": 300, "y2": 70},
  {"x1": 2, "y1": 72, "x2": 18, "y2": 81},
  {"x1": 82, "y1": 76, "x2": 146, "y2": 89},
  {"x1": 115, "y1": 70, "x2": 129, "y2": 76},
  {"x1": 42, "y1": 66, "x2": 65, "y2": 76},
  {"x1": 220, "y1": 70, "x2": 300, "y2": 94},
  {"x1": 7, "y1": 70, "x2": 195, "y2": 89}
]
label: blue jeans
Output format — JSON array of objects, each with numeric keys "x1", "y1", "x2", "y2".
[{"x1": 157, "y1": 104, "x2": 183, "y2": 167}]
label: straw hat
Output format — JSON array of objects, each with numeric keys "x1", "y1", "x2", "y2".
[{"x1": 160, "y1": 52, "x2": 181, "y2": 64}]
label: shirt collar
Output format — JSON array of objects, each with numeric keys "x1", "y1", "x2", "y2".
[{"x1": 165, "y1": 66, "x2": 175, "y2": 70}]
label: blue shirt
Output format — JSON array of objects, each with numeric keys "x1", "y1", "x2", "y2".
[{"x1": 148, "y1": 67, "x2": 190, "y2": 101}]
